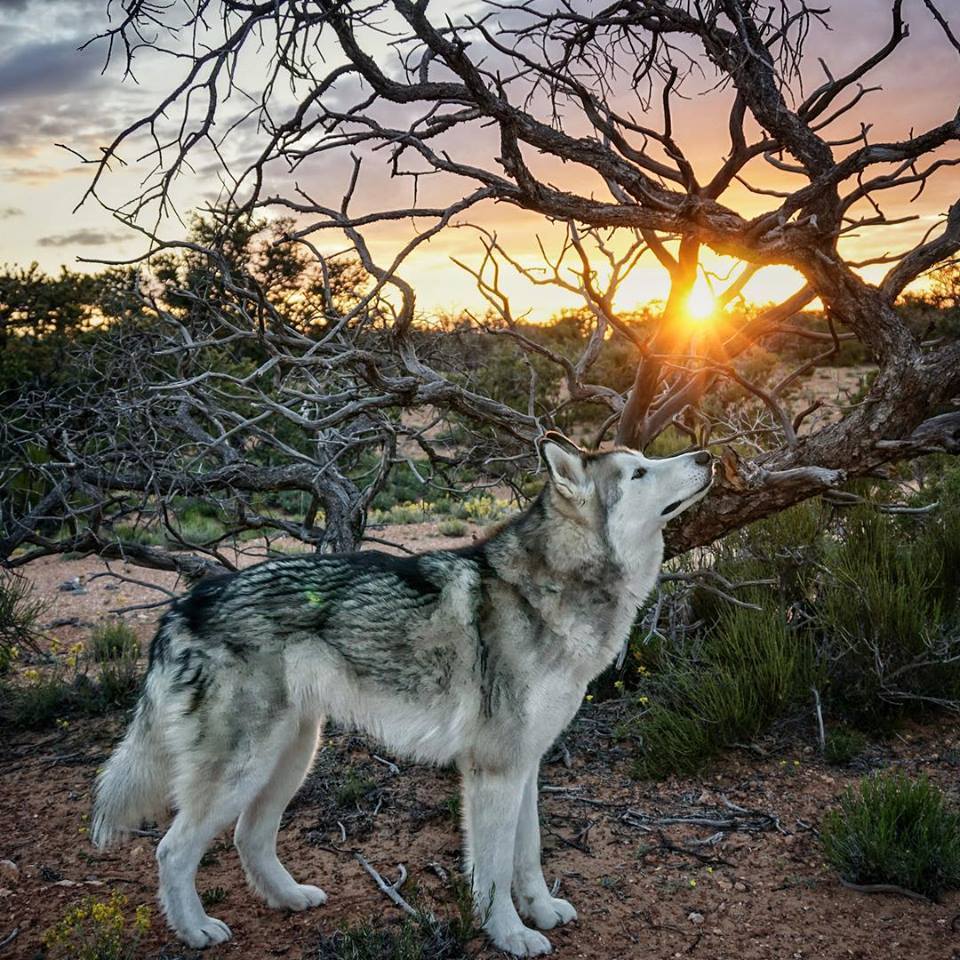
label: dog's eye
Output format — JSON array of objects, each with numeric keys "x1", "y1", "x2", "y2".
[{"x1": 632, "y1": 467, "x2": 647, "y2": 480}]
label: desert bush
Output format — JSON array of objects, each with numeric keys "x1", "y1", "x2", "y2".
[
  {"x1": 335, "y1": 768, "x2": 377, "y2": 808},
  {"x1": 438, "y1": 519, "x2": 468, "y2": 537},
  {"x1": 89, "y1": 622, "x2": 139, "y2": 662},
  {"x1": 823, "y1": 727, "x2": 868, "y2": 766},
  {"x1": 43, "y1": 892, "x2": 151, "y2": 960},
  {"x1": 815, "y1": 503, "x2": 960, "y2": 724},
  {"x1": 821, "y1": 771, "x2": 960, "y2": 900},
  {"x1": 1, "y1": 634, "x2": 140, "y2": 729},
  {"x1": 619, "y1": 465, "x2": 960, "y2": 777},
  {"x1": 628, "y1": 602, "x2": 816, "y2": 778},
  {"x1": 0, "y1": 569, "x2": 47, "y2": 671},
  {"x1": 624, "y1": 459, "x2": 960, "y2": 775},
  {"x1": 96, "y1": 646, "x2": 141, "y2": 709},
  {"x1": 168, "y1": 506, "x2": 226, "y2": 547}
]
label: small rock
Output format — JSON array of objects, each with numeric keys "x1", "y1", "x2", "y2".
[
  {"x1": 734, "y1": 881, "x2": 748, "y2": 892},
  {"x1": 58, "y1": 578, "x2": 87, "y2": 595},
  {"x1": 688, "y1": 912, "x2": 705, "y2": 925},
  {"x1": 0, "y1": 860, "x2": 18, "y2": 882}
]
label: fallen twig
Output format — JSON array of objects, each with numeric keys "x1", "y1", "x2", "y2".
[
  {"x1": 354, "y1": 853, "x2": 423, "y2": 918},
  {"x1": 372, "y1": 754, "x2": 400, "y2": 775}
]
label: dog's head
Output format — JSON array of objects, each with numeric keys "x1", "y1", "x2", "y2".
[{"x1": 539, "y1": 432, "x2": 714, "y2": 566}]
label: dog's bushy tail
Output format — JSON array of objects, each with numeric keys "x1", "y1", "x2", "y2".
[{"x1": 91, "y1": 635, "x2": 172, "y2": 848}]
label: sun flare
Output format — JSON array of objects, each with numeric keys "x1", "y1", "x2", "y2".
[{"x1": 685, "y1": 275, "x2": 716, "y2": 322}]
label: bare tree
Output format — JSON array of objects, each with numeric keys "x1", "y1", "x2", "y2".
[{"x1": 4, "y1": 0, "x2": 960, "y2": 575}]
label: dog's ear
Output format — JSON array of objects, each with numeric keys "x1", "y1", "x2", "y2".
[{"x1": 540, "y1": 432, "x2": 592, "y2": 504}]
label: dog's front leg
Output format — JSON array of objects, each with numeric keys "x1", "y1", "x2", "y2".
[
  {"x1": 462, "y1": 766, "x2": 552, "y2": 957},
  {"x1": 513, "y1": 763, "x2": 577, "y2": 930}
]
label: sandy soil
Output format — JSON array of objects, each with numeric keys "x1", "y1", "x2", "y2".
[{"x1": 3, "y1": 518, "x2": 960, "y2": 960}]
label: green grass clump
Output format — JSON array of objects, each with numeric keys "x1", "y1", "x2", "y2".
[
  {"x1": 89, "y1": 622, "x2": 139, "y2": 662},
  {"x1": 95, "y1": 647, "x2": 141, "y2": 709},
  {"x1": 437, "y1": 519, "x2": 468, "y2": 538},
  {"x1": 111, "y1": 523, "x2": 166, "y2": 547},
  {"x1": 824, "y1": 726, "x2": 868, "y2": 766},
  {"x1": 335, "y1": 768, "x2": 377, "y2": 808},
  {"x1": 821, "y1": 771, "x2": 960, "y2": 900},
  {"x1": 201, "y1": 886, "x2": 228, "y2": 908},
  {"x1": 630, "y1": 602, "x2": 815, "y2": 779}
]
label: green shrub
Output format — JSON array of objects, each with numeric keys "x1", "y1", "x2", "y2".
[
  {"x1": 815, "y1": 503, "x2": 960, "y2": 724},
  {"x1": 619, "y1": 477, "x2": 960, "y2": 777},
  {"x1": 821, "y1": 771, "x2": 960, "y2": 900},
  {"x1": 2, "y1": 666, "x2": 74, "y2": 729},
  {"x1": 629, "y1": 602, "x2": 815, "y2": 778},
  {"x1": 95, "y1": 648, "x2": 141, "y2": 709},
  {"x1": 168, "y1": 509, "x2": 225, "y2": 546},
  {"x1": 89, "y1": 622, "x2": 139, "y2": 662},
  {"x1": 437, "y1": 519, "x2": 468, "y2": 538},
  {"x1": 0, "y1": 569, "x2": 47, "y2": 672},
  {"x1": 1, "y1": 635, "x2": 140, "y2": 729},
  {"x1": 111, "y1": 522, "x2": 166, "y2": 547},
  {"x1": 336, "y1": 769, "x2": 377, "y2": 808},
  {"x1": 824, "y1": 726, "x2": 867, "y2": 766}
]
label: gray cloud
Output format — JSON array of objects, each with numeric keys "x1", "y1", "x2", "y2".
[
  {"x1": 0, "y1": 37, "x2": 106, "y2": 102},
  {"x1": 37, "y1": 228, "x2": 132, "y2": 248},
  {"x1": 0, "y1": 206, "x2": 23, "y2": 218}
]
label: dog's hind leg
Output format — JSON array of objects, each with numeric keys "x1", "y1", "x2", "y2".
[
  {"x1": 158, "y1": 718, "x2": 297, "y2": 948},
  {"x1": 513, "y1": 764, "x2": 577, "y2": 931},
  {"x1": 157, "y1": 771, "x2": 269, "y2": 948},
  {"x1": 462, "y1": 765, "x2": 552, "y2": 957},
  {"x1": 234, "y1": 715, "x2": 327, "y2": 911}
]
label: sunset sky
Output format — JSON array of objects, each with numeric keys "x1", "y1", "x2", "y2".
[{"x1": 1, "y1": 0, "x2": 958, "y2": 320}]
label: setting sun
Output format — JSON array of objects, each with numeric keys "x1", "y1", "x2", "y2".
[{"x1": 685, "y1": 275, "x2": 716, "y2": 322}]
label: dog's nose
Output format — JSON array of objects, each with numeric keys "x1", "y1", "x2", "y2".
[{"x1": 693, "y1": 450, "x2": 712, "y2": 466}]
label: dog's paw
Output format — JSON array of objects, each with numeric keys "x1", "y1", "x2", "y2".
[
  {"x1": 489, "y1": 924, "x2": 553, "y2": 957},
  {"x1": 267, "y1": 883, "x2": 328, "y2": 911},
  {"x1": 521, "y1": 896, "x2": 577, "y2": 930},
  {"x1": 179, "y1": 915, "x2": 232, "y2": 949}
]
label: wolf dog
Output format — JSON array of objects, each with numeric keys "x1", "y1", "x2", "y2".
[{"x1": 91, "y1": 433, "x2": 713, "y2": 956}]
